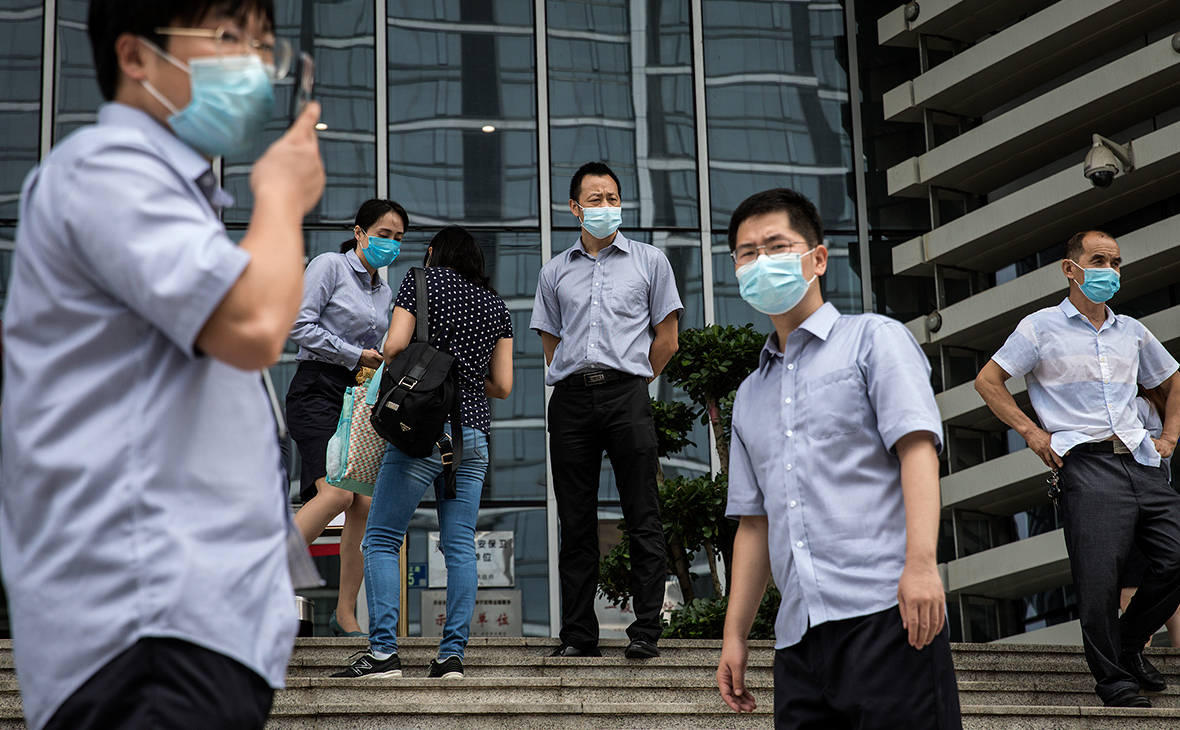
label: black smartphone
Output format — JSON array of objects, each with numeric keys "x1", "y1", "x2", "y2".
[{"x1": 289, "y1": 51, "x2": 314, "y2": 124}]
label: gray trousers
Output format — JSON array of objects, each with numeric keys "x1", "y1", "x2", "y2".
[{"x1": 1059, "y1": 450, "x2": 1180, "y2": 701}]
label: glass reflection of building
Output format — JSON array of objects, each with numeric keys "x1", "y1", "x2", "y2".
[{"x1": 1, "y1": 0, "x2": 876, "y2": 640}]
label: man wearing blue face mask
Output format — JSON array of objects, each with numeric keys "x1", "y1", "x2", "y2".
[
  {"x1": 530, "y1": 161, "x2": 683, "y2": 660},
  {"x1": 976, "y1": 230, "x2": 1180, "y2": 708},
  {"x1": 0, "y1": 1, "x2": 325, "y2": 729},
  {"x1": 717, "y1": 189, "x2": 961, "y2": 730}
]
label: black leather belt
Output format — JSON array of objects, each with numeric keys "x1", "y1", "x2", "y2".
[
  {"x1": 558, "y1": 369, "x2": 638, "y2": 387},
  {"x1": 297, "y1": 360, "x2": 359, "y2": 380},
  {"x1": 1072, "y1": 439, "x2": 1131, "y2": 455}
]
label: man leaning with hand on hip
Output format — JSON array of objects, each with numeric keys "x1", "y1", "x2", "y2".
[{"x1": 975, "y1": 230, "x2": 1180, "y2": 708}]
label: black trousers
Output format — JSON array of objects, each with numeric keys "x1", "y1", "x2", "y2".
[
  {"x1": 773, "y1": 607, "x2": 962, "y2": 730},
  {"x1": 548, "y1": 375, "x2": 666, "y2": 646},
  {"x1": 1059, "y1": 450, "x2": 1180, "y2": 701},
  {"x1": 44, "y1": 638, "x2": 273, "y2": 730}
]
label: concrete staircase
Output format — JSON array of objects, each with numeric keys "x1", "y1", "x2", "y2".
[{"x1": 1, "y1": 639, "x2": 1180, "y2": 728}]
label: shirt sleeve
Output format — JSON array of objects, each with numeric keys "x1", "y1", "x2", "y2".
[
  {"x1": 863, "y1": 318, "x2": 944, "y2": 453},
  {"x1": 1136, "y1": 323, "x2": 1180, "y2": 389},
  {"x1": 500, "y1": 302, "x2": 514, "y2": 340},
  {"x1": 991, "y1": 316, "x2": 1040, "y2": 379},
  {"x1": 288, "y1": 255, "x2": 363, "y2": 368},
  {"x1": 647, "y1": 249, "x2": 684, "y2": 327},
  {"x1": 725, "y1": 389, "x2": 767, "y2": 518},
  {"x1": 529, "y1": 262, "x2": 561, "y2": 338},
  {"x1": 65, "y1": 142, "x2": 248, "y2": 357},
  {"x1": 393, "y1": 270, "x2": 417, "y2": 316}
]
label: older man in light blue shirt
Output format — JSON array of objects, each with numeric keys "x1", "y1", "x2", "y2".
[
  {"x1": 716, "y1": 189, "x2": 961, "y2": 730},
  {"x1": 0, "y1": 4, "x2": 325, "y2": 728},
  {"x1": 976, "y1": 229, "x2": 1180, "y2": 708},
  {"x1": 530, "y1": 161, "x2": 682, "y2": 660}
]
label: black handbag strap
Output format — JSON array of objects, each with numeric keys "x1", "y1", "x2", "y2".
[
  {"x1": 413, "y1": 267, "x2": 429, "y2": 343},
  {"x1": 437, "y1": 380, "x2": 463, "y2": 500}
]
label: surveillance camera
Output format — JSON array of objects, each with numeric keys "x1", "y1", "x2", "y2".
[
  {"x1": 1084, "y1": 146, "x2": 1118, "y2": 188},
  {"x1": 1083, "y1": 134, "x2": 1134, "y2": 189}
]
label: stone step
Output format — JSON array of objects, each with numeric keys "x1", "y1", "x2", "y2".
[
  {"x1": 4, "y1": 639, "x2": 1180, "y2": 729},
  {"x1": 962, "y1": 704, "x2": 1180, "y2": 729},
  {"x1": 958, "y1": 680, "x2": 1180, "y2": 708},
  {"x1": 290, "y1": 638, "x2": 775, "y2": 681},
  {"x1": 273, "y1": 675, "x2": 774, "y2": 707},
  {"x1": 264, "y1": 701, "x2": 773, "y2": 730}
]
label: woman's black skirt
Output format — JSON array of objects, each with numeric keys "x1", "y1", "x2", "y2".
[{"x1": 285, "y1": 360, "x2": 357, "y2": 502}]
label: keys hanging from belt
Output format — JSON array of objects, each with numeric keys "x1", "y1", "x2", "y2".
[{"x1": 1046, "y1": 469, "x2": 1062, "y2": 505}]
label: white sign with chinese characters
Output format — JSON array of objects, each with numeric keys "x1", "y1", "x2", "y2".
[
  {"x1": 427, "y1": 530, "x2": 514, "y2": 588},
  {"x1": 420, "y1": 589, "x2": 522, "y2": 637}
]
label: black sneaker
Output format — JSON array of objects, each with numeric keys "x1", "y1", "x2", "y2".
[
  {"x1": 331, "y1": 650, "x2": 402, "y2": 678},
  {"x1": 428, "y1": 655, "x2": 464, "y2": 679}
]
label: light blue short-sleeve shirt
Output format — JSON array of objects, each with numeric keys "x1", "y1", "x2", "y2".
[
  {"x1": 0, "y1": 104, "x2": 297, "y2": 730},
  {"x1": 529, "y1": 232, "x2": 683, "y2": 385},
  {"x1": 991, "y1": 298, "x2": 1179, "y2": 467},
  {"x1": 290, "y1": 250, "x2": 392, "y2": 369},
  {"x1": 726, "y1": 303, "x2": 944, "y2": 649}
]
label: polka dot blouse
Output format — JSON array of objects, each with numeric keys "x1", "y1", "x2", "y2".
[{"x1": 394, "y1": 267, "x2": 513, "y2": 434}]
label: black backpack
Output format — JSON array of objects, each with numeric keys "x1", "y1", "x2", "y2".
[{"x1": 370, "y1": 268, "x2": 462, "y2": 498}]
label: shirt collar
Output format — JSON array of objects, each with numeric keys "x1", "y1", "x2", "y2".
[
  {"x1": 1057, "y1": 296, "x2": 1116, "y2": 331},
  {"x1": 345, "y1": 249, "x2": 382, "y2": 286},
  {"x1": 98, "y1": 103, "x2": 235, "y2": 211},
  {"x1": 758, "y1": 302, "x2": 840, "y2": 367},
  {"x1": 566, "y1": 230, "x2": 631, "y2": 260}
]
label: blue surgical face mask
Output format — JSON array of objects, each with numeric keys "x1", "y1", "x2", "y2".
[
  {"x1": 736, "y1": 249, "x2": 817, "y2": 315},
  {"x1": 139, "y1": 38, "x2": 275, "y2": 158},
  {"x1": 1069, "y1": 260, "x2": 1120, "y2": 303},
  {"x1": 577, "y1": 204, "x2": 622, "y2": 239},
  {"x1": 362, "y1": 234, "x2": 401, "y2": 268}
]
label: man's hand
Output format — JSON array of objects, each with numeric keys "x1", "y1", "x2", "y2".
[
  {"x1": 358, "y1": 349, "x2": 383, "y2": 369},
  {"x1": 251, "y1": 101, "x2": 325, "y2": 217},
  {"x1": 717, "y1": 639, "x2": 757, "y2": 713},
  {"x1": 897, "y1": 561, "x2": 945, "y2": 650},
  {"x1": 1024, "y1": 426, "x2": 1063, "y2": 468},
  {"x1": 1152, "y1": 437, "x2": 1176, "y2": 460}
]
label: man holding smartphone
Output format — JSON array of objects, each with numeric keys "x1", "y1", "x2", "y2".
[{"x1": 1, "y1": 2, "x2": 324, "y2": 729}]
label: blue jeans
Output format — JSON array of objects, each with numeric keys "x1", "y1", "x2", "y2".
[{"x1": 363, "y1": 426, "x2": 488, "y2": 659}]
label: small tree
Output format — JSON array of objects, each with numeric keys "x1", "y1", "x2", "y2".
[{"x1": 662, "y1": 324, "x2": 765, "y2": 474}]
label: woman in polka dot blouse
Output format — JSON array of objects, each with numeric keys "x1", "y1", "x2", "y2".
[{"x1": 340, "y1": 226, "x2": 513, "y2": 679}]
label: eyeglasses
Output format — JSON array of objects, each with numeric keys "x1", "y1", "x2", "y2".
[
  {"x1": 154, "y1": 26, "x2": 293, "y2": 80},
  {"x1": 730, "y1": 241, "x2": 810, "y2": 265}
]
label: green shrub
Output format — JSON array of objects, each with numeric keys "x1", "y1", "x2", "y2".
[{"x1": 661, "y1": 586, "x2": 781, "y2": 640}]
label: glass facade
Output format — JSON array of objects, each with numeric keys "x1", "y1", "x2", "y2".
[{"x1": 0, "y1": 0, "x2": 869, "y2": 639}]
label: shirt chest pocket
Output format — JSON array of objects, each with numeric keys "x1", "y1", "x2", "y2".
[
  {"x1": 804, "y1": 366, "x2": 867, "y2": 440},
  {"x1": 609, "y1": 278, "x2": 647, "y2": 315}
]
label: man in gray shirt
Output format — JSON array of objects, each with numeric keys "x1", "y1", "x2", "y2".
[{"x1": 530, "y1": 161, "x2": 683, "y2": 659}]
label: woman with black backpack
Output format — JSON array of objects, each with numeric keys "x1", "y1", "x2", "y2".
[{"x1": 333, "y1": 226, "x2": 513, "y2": 680}]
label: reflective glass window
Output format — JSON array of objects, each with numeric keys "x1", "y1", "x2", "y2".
[
  {"x1": 702, "y1": 0, "x2": 852, "y2": 231},
  {"x1": 388, "y1": 1, "x2": 537, "y2": 225},
  {"x1": 0, "y1": 1, "x2": 42, "y2": 221},
  {"x1": 225, "y1": 0, "x2": 378, "y2": 225},
  {"x1": 547, "y1": 0, "x2": 697, "y2": 229},
  {"x1": 55, "y1": 0, "x2": 102, "y2": 142}
]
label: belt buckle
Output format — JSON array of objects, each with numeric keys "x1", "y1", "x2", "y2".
[
  {"x1": 585, "y1": 372, "x2": 606, "y2": 386},
  {"x1": 1112, "y1": 440, "x2": 1131, "y2": 455}
]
